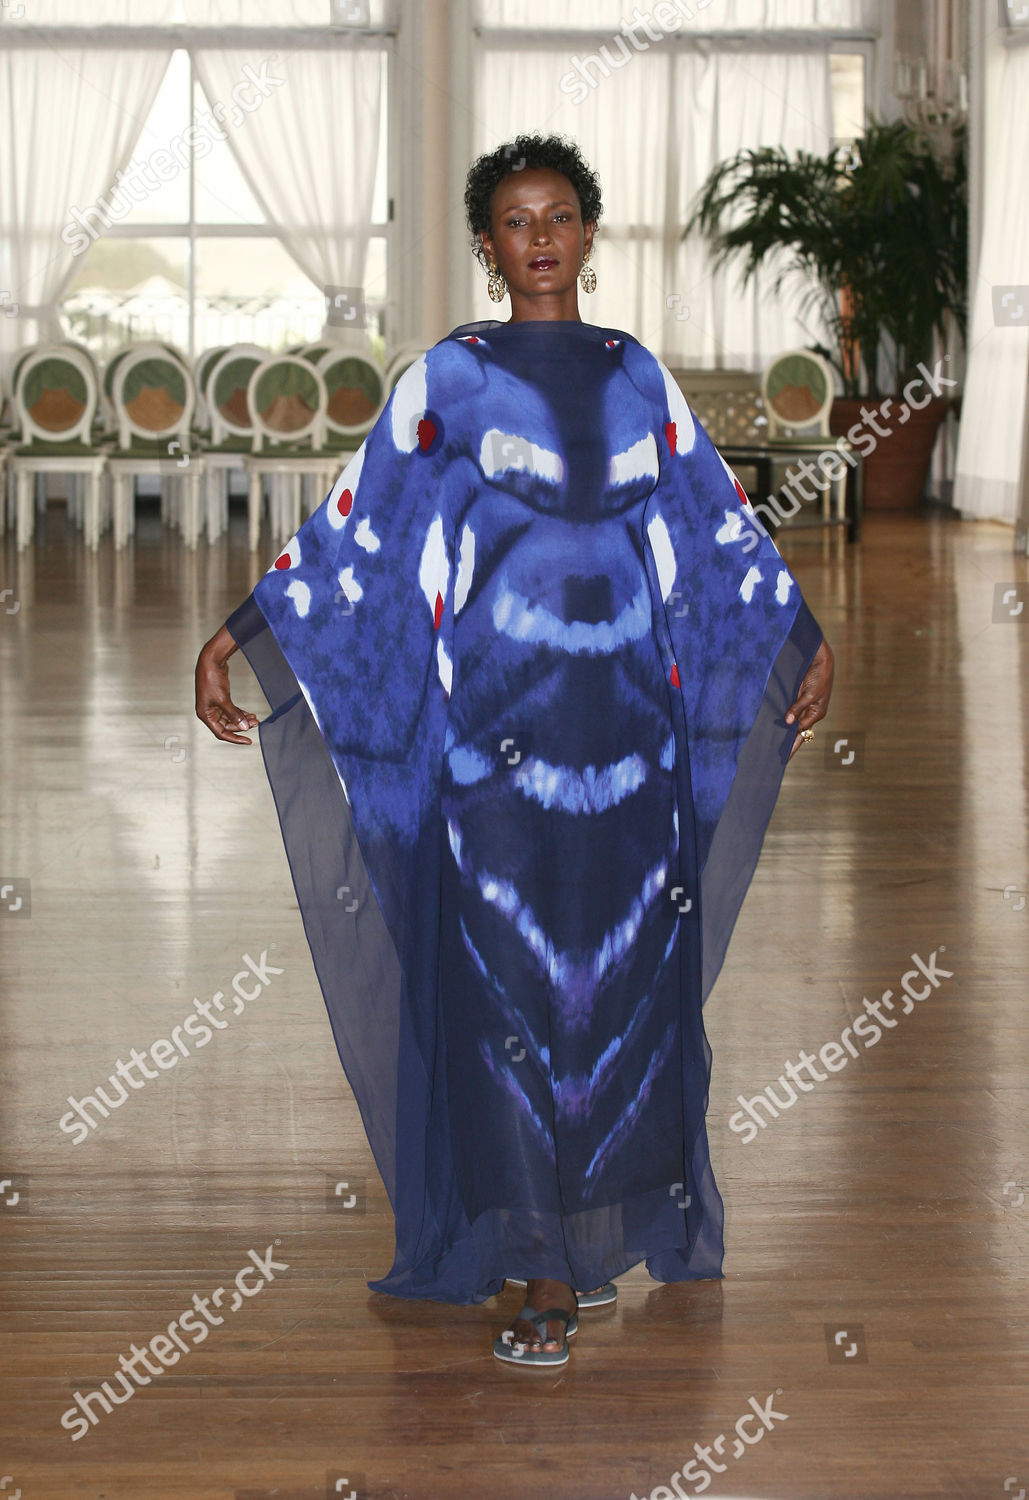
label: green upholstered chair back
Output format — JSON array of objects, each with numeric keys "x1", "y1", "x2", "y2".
[
  {"x1": 208, "y1": 345, "x2": 268, "y2": 444},
  {"x1": 318, "y1": 349, "x2": 384, "y2": 442},
  {"x1": 110, "y1": 346, "x2": 194, "y2": 449},
  {"x1": 103, "y1": 341, "x2": 185, "y2": 398},
  {"x1": 13, "y1": 344, "x2": 98, "y2": 446},
  {"x1": 247, "y1": 355, "x2": 327, "y2": 451},
  {"x1": 101, "y1": 342, "x2": 185, "y2": 432},
  {"x1": 761, "y1": 348, "x2": 835, "y2": 438}
]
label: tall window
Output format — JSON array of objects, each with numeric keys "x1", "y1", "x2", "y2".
[
  {"x1": 469, "y1": 1, "x2": 877, "y2": 367},
  {"x1": 60, "y1": 43, "x2": 390, "y2": 360}
]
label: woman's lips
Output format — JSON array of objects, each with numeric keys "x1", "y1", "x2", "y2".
[{"x1": 529, "y1": 258, "x2": 558, "y2": 270}]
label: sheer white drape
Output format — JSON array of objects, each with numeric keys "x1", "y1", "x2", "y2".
[
  {"x1": 191, "y1": 47, "x2": 384, "y2": 341},
  {"x1": 953, "y1": 39, "x2": 1029, "y2": 526},
  {"x1": 0, "y1": 46, "x2": 173, "y2": 369},
  {"x1": 2, "y1": 0, "x2": 391, "y2": 20},
  {"x1": 476, "y1": 0, "x2": 875, "y2": 29},
  {"x1": 0, "y1": 0, "x2": 175, "y2": 19},
  {"x1": 179, "y1": 0, "x2": 393, "y2": 20},
  {"x1": 473, "y1": 44, "x2": 835, "y2": 367}
]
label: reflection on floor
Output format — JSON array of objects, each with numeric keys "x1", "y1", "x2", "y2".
[{"x1": 1, "y1": 503, "x2": 1027, "y2": 1499}]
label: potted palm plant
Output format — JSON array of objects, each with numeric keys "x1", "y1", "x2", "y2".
[{"x1": 684, "y1": 119, "x2": 967, "y2": 509}]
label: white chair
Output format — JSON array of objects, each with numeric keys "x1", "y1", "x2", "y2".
[
  {"x1": 201, "y1": 344, "x2": 268, "y2": 542},
  {"x1": 192, "y1": 345, "x2": 228, "y2": 436},
  {"x1": 105, "y1": 346, "x2": 202, "y2": 548},
  {"x1": 101, "y1": 341, "x2": 187, "y2": 437},
  {"x1": 243, "y1": 354, "x2": 335, "y2": 551},
  {"x1": 9, "y1": 344, "x2": 108, "y2": 550},
  {"x1": 760, "y1": 347, "x2": 846, "y2": 524},
  {"x1": 316, "y1": 348, "x2": 385, "y2": 487}
]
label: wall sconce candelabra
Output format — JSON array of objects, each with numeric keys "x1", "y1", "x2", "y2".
[{"x1": 895, "y1": 0, "x2": 969, "y2": 136}]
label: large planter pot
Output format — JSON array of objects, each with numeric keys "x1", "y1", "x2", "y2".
[{"x1": 830, "y1": 396, "x2": 950, "y2": 511}]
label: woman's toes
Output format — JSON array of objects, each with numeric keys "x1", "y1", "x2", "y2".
[{"x1": 511, "y1": 1319, "x2": 540, "y2": 1352}]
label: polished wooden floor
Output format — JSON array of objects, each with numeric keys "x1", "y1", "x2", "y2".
[{"x1": 1, "y1": 500, "x2": 1027, "y2": 1500}]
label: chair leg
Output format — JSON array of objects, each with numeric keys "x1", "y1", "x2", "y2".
[
  {"x1": 84, "y1": 472, "x2": 100, "y2": 550},
  {"x1": 269, "y1": 473, "x2": 282, "y2": 544},
  {"x1": 248, "y1": 471, "x2": 262, "y2": 552},
  {"x1": 205, "y1": 469, "x2": 219, "y2": 541},
  {"x1": 184, "y1": 471, "x2": 200, "y2": 548},
  {"x1": 100, "y1": 468, "x2": 113, "y2": 537},
  {"x1": 114, "y1": 472, "x2": 130, "y2": 549},
  {"x1": 288, "y1": 474, "x2": 301, "y2": 541},
  {"x1": 271, "y1": 473, "x2": 284, "y2": 544},
  {"x1": 16, "y1": 469, "x2": 33, "y2": 551}
]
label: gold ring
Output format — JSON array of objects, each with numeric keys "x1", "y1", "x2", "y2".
[{"x1": 800, "y1": 728, "x2": 815, "y2": 744}]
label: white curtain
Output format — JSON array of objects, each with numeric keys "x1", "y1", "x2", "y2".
[
  {"x1": 0, "y1": 0, "x2": 175, "y2": 18},
  {"x1": 192, "y1": 47, "x2": 384, "y2": 342},
  {"x1": 179, "y1": 0, "x2": 393, "y2": 20},
  {"x1": 0, "y1": 46, "x2": 173, "y2": 371},
  {"x1": 953, "y1": 37, "x2": 1029, "y2": 525},
  {"x1": 473, "y1": 43, "x2": 836, "y2": 369},
  {"x1": 476, "y1": 0, "x2": 875, "y2": 28},
  {"x1": 6, "y1": 0, "x2": 391, "y2": 19}
]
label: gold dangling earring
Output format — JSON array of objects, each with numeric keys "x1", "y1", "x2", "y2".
[
  {"x1": 579, "y1": 249, "x2": 597, "y2": 294},
  {"x1": 486, "y1": 261, "x2": 508, "y2": 303}
]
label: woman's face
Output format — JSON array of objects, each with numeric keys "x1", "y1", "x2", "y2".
[{"x1": 479, "y1": 165, "x2": 594, "y2": 311}]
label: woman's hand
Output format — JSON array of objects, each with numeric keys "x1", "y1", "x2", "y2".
[
  {"x1": 195, "y1": 623, "x2": 260, "y2": 745},
  {"x1": 785, "y1": 636, "x2": 834, "y2": 762}
]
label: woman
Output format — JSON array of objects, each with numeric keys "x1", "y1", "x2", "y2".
[{"x1": 195, "y1": 132, "x2": 834, "y2": 1369}]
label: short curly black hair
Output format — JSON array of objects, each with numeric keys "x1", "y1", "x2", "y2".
[{"x1": 464, "y1": 132, "x2": 604, "y2": 269}]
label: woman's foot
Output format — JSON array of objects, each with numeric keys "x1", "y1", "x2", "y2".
[
  {"x1": 506, "y1": 1277, "x2": 577, "y2": 1355},
  {"x1": 506, "y1": 1275, "x2": 616, "y2": 1308}
]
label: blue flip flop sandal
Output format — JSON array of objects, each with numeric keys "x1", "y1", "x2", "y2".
[
  {"x1": 506, "y1": 1277, "x2": 617, "y2": 1309},
  {"x1": 493, "y1": 1302, "x2": 578, "y2": 1367}
]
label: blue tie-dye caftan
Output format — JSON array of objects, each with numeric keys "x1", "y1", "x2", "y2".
[{"x1": 226, "y1": 318, "x2": 824, "y2": 1304}]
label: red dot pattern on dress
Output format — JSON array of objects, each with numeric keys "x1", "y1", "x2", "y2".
[
  {"x1": 274, "y1": 552, "x2": 291, "y2": 570},
  {"x1": 417, "y1": 418, "x2": 437, "y2": 451},
  {"x1": 665, "y1": 422, "x2": 677, "y2": 456},
  {"x1": 670, "y1": 664, "x2": 681, "y2": 688},
  {"x1": 733, "y1": 476, "x2": 751, "y2": 508},
  {"x1": 433, "y1": 591, "x2": 444, "y2": 630},
  {"x1": 337, "y1": 488, "x2": 353, "y2": 516}
]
